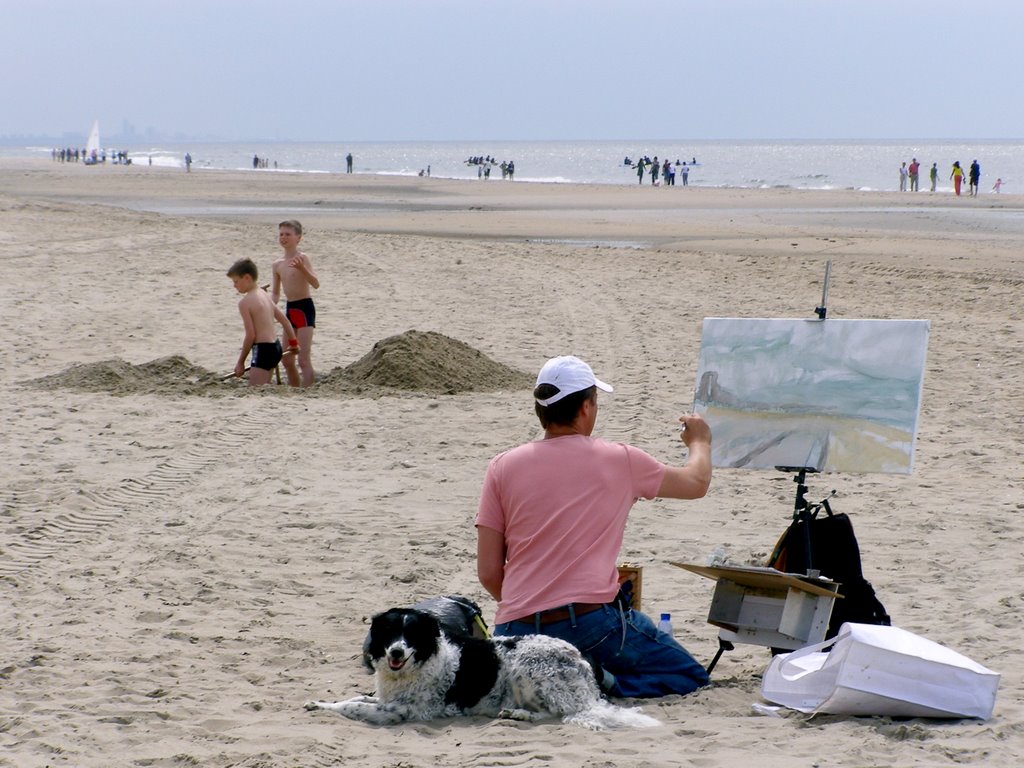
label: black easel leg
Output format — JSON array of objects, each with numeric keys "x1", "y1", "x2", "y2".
[
  {"x1": 794, "y1": 469, "x2": 814, "y2": 574},
  {"x1": 706, "y1": 637, "x2": 735, "y2": 675}
]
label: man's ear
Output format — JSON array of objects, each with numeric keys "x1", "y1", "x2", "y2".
[{"x1": 578, "y1": 394, "x2": 596, "y2": 421}]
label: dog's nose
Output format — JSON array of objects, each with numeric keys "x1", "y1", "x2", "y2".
[{"x1": 386, "y1": 646, "x2": 408, "y2": 671}]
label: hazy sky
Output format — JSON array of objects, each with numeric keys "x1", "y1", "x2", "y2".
[{"x1": 5, "y1": 0, "x2": 1022, "y2": 142}]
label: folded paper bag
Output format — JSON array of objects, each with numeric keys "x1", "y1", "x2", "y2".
[{"x1": 761, "y1": 622, "x2": 1000, "y2": 719}]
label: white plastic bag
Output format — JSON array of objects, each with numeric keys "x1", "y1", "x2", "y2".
[{"x1": 761, "y1": 622, "x2": 1000, "y2": 719}]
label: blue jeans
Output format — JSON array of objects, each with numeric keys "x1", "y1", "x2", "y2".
[{"x1": 495, "y1": 604, "x2": 709, "y2": 698}]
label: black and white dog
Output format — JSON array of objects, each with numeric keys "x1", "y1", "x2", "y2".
[
  {"x1": 306, "y1": 607, "x2": 659, "y2": 730},
  {"x1": 361, "y1": 596, "x2": 487, "y2": 673}
]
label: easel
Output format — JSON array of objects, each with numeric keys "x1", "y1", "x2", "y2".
[
  {"x1": 779, "y1": 259, "x2": 835, "y2": 577},
  {"x1": 684, "y1": 262, "x2": 928, "y2": 675},
  {"x1": 700, "y1": 261, "x2": 842, "y2": 674}
]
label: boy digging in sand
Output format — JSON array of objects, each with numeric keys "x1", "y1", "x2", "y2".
[
  {"x1": 227, "y1": 258, "x2": 299, "y2": 387},
  {"x1": 271, "y1": 220, "x2": 319, "y2": 387}
]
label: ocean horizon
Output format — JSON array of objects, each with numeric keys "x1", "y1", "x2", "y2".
[{"x1": 7, "y1": 138, "x2": 1021, "y2": 194}]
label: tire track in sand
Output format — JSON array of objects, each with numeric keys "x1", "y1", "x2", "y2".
[{"x1": 0, "y1": 419, "x2": 265, "y2": 578}]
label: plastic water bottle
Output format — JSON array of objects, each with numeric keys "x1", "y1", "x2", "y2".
[{"x1": 657, "y1": 613, "x2": 673, "y2": 636}]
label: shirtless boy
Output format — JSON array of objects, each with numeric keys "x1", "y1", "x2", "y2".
[
  {"x1": 271, "y1": 220, "x2": 320, "y2": 387},
  {"x1": 227, "y1": 258, "x2": 299, "y2": 387}
]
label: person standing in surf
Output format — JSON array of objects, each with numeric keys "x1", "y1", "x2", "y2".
[{"x1": 950, "y1": 161, "x2": 965, "y2": 196}]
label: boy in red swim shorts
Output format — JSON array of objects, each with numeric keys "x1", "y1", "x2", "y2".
[{"x1": 271, "y1": 220, "x2": 320, "y2": 387}]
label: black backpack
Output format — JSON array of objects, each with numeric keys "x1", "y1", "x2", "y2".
[{"x1": 767, "y1": 498, "x2": 891, "y2": 640}]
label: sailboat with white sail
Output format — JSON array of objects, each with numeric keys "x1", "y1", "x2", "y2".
[{"x1": 84, "y1": 120, "x2": 101, "y2": 164}]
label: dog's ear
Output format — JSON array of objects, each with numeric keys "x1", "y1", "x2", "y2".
[
  {"x1": 365, "y1": 609, "x2": 411, "y2": 665},
  {"x1": 368, "y1": 608, "x2": 402, "y2": 635},
  {"x1": 408, "y1": 609, "x2": 441, "y2": 635},
  {"x1": 404, "y1": 610, "x2": 442, "y2": 662}
]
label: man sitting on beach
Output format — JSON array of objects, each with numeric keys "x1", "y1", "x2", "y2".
[
  {"x1": 271, "y1": 220, "x2": 320, "y2": 387},
  {"x1": 475, "y1": 355, "x2": 713, "y2": 698},
  {"x1": 227, "y1": 259, "x2": 298, "y2": 387}
]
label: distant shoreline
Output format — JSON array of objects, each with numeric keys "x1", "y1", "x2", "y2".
[
  {"x1": 2, "y1": 159, "x2": 1023, "y2": 252},
  {"x1": 7, "y1": 139, "x2": 1023, "y2": 193}
]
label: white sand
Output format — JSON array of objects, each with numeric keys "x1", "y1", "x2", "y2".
[{"x1": 1, "y1": 160, "x2": 1021, "y2": 767}]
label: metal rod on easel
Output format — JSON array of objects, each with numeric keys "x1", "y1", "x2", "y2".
[
  {"x1": 779, "y1": 262, "x2": 832, "y2": 575},
  {"x1": 815, "y1": 260, "x2": 832, "y2": 320}
]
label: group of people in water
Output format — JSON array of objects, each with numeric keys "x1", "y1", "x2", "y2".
[
  {"x1": 465, "y1": 155, "x2": 515, "y2": 180},
  {"x1": 51, "y1": 147, "x2": 132, "y2": 165},
  {"x1": 51, "y1": 147, "x2": 84, "y2": 163},
  {"x1": 626, "y1": 156, "x2": 698, "y2": 186},
  {"x1": 900, "y1": 158, "x2": 1000, "y2": 196}
]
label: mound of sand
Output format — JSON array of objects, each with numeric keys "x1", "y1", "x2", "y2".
[
  {"x1": 26, "y1": 334, "x2": 530, "y2": 398},
  {"x1": 27, "y1": 355, "x2": 226, "y2": 396},
  {"x1": 321, "y1": 329, "x2": 531, "y2": 395}
]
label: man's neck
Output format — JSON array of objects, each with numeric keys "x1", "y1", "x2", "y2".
[{"x1": 544, "y1": 425, "x2": 585, "y2": 439}]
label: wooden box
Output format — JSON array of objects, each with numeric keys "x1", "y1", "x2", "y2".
[
  {"x1": 672, "y1": 562, "x2": 839, "y2": 650},
  {"x1": 617, "y1": 563, "x2": 643, "y2": 610}
]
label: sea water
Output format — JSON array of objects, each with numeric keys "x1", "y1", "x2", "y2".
[{"x1": 9, "y1": 139, "x2": 1023, "y2": 194}]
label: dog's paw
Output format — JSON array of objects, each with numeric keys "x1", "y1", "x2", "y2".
[
  {"x1": 338, "y1": 700, "x2": 407, "y2": 725},
  {"x1": 306, "y1": 695, "x2": 377, "y2": 714},
  {"x1": 498, "y1": 707, "x2": 541, "y2": 722}
]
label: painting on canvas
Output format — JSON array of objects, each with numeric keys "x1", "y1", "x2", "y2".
[{"x1": 693, "y1": 318, "x2": 930, "y2": 474}]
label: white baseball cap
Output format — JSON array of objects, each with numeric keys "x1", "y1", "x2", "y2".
[{"x1": 534, "y1": 356, "x2": 613, "y2": 406}]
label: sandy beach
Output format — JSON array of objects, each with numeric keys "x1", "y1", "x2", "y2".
[{"x1": 1, "y1": 159, "x2": 1021, "y2": 767}]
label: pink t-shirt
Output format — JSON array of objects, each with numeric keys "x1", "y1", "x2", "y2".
[{"x1": 475, "y1": 434, "x2": 666, "y2": 623}]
